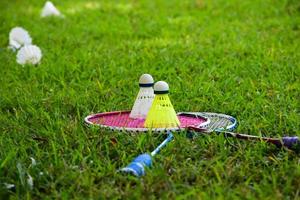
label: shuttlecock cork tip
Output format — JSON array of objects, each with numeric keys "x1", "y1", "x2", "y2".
[
  {"x1": 154, "y1": 81, "x2": 169, "y2": 94},
  {"x1": 139, "y1": 74, "x2": 154, "y2": 87}
]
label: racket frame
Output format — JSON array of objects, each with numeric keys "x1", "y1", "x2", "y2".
[{"x1": 84, "y1": 111, "x2": 211, "y2": 133}]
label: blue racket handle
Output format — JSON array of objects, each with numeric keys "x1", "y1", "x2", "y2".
[
  {"x1": 119, "y1": 153, "x2": 152, "y2": 177},
  {"x1": 282, "y1": 136, "x2": 299, "y2": 149},
  {"x1": 120, "y1": 132, "x2": 174, "y2": 177}
]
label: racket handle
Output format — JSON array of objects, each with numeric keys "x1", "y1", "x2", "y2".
[
  {"x1": 119, "y1": 153, "x2": 152, "y2": 177},
  {"x1": 119, "y1": 132, "x2": 174, "y2": 177},
  {"x1": 281, "y1": 136, "x2": 299, "y2": 149}
]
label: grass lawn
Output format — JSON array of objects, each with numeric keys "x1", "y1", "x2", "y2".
[{"x1": 0, "y1": 0, "x2": 300, "y2": 199}]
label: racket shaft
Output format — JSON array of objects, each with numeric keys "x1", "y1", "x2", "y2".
[
  {"x1": 222, "y1": 131, "x2": 299, "y2": 149},
  {"x1": 151, "y1": 131, "x2": 174, "y2": 157},
  {"x1": 189, "y1": 127, "x2": 299, "y2": 149},
  {"x1": 221, "y1": 131, "x2": 282, "y2": 145}
]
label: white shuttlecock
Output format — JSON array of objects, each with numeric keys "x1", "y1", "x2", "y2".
[
  {"x1": 129, "y1": 74, "x2": 155, "y2": 119},
  {"x1": 41, "y1": 1, "x2": 62, "y2": 17},
  {"x1": 16, "y1": 45, "x2": 42, "y2": 65},
  {"x1": 9, "y1": 27, "x2": 32, "y2": 50}
]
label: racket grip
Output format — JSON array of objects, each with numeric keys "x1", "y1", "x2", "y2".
[
  {"x1": 119, "y1": 153, "x2": 152, "y2": 177},
  {"x1": 282, "y1": 136, "x2": 299, "y2": 149}
]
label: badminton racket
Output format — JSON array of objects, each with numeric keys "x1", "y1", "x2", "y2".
[
  {"x1": 85, "y1": 110, "x2": 210, "y2": 177},
  {"x1": 185, "y1": 112, "x2": 299, "y2": 150}
]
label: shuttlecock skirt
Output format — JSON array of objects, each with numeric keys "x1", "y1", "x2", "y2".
[
  {"x1": 16, "y1": 45, "x2": 42, "y2": 65},
  {"x1": 144, "y1": 94, "x2": 180, "y2": 128},
  {"x1": 130, "y1": 87, "x2": 154, "y2": 119}
]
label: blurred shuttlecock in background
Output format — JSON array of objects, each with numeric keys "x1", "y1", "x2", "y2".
[
  {"x1": 129, "y1": 74, "x2": 155, "y2": 119},
  {"x1": 16, "y1": 45, "x2": 42, "y2": 65},
  {"x1": 9, "y1": 27, "x2": 32, "y2": 50},
  {"x1": 41, "y1": 1, "x2": 62, "y2": 17},
  {"x1": 144, "y1": 81, "x2": 180, "y2": 128}
]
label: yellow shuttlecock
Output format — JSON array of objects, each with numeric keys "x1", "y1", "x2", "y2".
[{"x1": 144, "y1": 81, "x2": 180, "y2": 128}]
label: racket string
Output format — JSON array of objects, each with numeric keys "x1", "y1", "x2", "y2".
[{"x1": 209, "y1": 117, "x2": 230, "y2": 130}]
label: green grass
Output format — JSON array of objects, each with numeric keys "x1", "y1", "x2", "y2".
[{"x1": 1, "y1": 0, "x2": 300, "y2": 199}]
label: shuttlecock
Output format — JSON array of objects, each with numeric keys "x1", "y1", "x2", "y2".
[
  {"x1": 41, "y1": 1, "x2": 61, "y2": 17},
  {"x1": 144, "y1": 81, "x2": 180, "y2": 128},
  {"x1": 9, "y1": 27, "x2": 32, "y2": 50},
  {"x1": 16, "y1": 45, "x2": 42, "y2": 65},
  {"x1": 129, "y1": 74, "x2": 155, "y2": 119}
]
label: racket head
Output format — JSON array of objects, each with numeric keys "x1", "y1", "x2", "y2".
[
  {"x1": 178, "y1": 112, "x2": 238, "y2": 132},
  {"x1": 84, "y1": 111, "x2": 210, "y2": 133}
]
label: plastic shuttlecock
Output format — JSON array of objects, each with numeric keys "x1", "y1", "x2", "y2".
[
  {"x1": 16, "y1": 45, "x2": 42, "y2": 65},
  {"x1": 9, "y1": 27, "x2": 32, "y2": 50},
  {"x1": 129, "y1": 74, "x2": 155, "y2": 119},
  {"x1": 41, "y1": 1, "x2": 62, "y2": 17},
  {"x1": 119, "y1": 153, "x2": 152, "y2": 177},
  {"x1": 144, "y1": 81, "x2": 180, "y2": 128}
]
